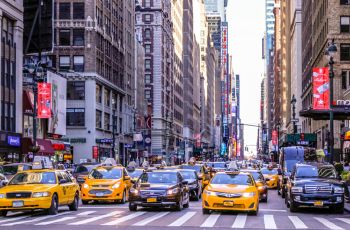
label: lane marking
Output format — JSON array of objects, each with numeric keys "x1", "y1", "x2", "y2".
[
  {"x1": 314, "y1": 217, "x2": 344, "y2": 230},
  {"x1": 232, "y1": 214, "x2": 247, "y2": 229},
  {"x1": 1, "y1": 212, "x2": 71, "y2": 226},
  {"x1": 264, "y1": 214, "x2": 277, "y2": 229},
  {"x1": 133, "y1": 212, "x2": 169, "y2": 226},
  {"x1": 77, "y1": 211, "x2": 97, "y2": 216},
  {"x1": 69, "y1": 211, "x2": 122, "y2": 225},
  {"x1": 337, "y1": 218, "x2": 350, "y2": 225},
  {"x1": 168, "y1": 211, "x2": 196, "y2": 227},
  {"x1": 200, "y1": 214, "x2": 220, "y2": 228},
  {"x1": 0, "y1": 216, "x2": 29, "y2": 224},
  {"x1": 80, "y1": 206, "x2": 125, "y2": 209},
  {"x1": 102, "y1": 212, "x2": 146, "y2": 225},
  {"x1": 288, "y1": 216, "x2": 308, "y2": 229},
  {"x1": 35, "y1": 216, "x2": 77, "y2": 225}
]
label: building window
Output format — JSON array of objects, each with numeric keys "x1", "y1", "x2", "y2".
[
  {"x1": 341, "y1": 16, "x2": 350, "y2": 32},
  {"x1": 59, "y1": 56, "x2": 70, "y2": 71},
  {"x1": 145, "y1": 74, "x2": 151, "y2": 84},
  {"x1": 104, "y1": 113, "x2": 110, "y2": 130},
  {"x1": 340, "y1": 44, "x2": 350, "y2": 61},
  {"x1": 145, "y1": 14, "x2": 151, "y2": 22},
  {"x1": 73, "y1": 29, "x2": 84, "y2": 46},
  {"x1": 342, "y1": 70, "x2": 350, "y2": 89},
  {"x1": 145, "y1": 44, "x2": 151, "y2": 53},
  {"x1": 66, "y1": 108, "x2": 85, "y2": 126},
  {"x1": 59, "y1": 29, "x2": 70, "y2": 46},
  {"x1": 59, "y1": 3, "x2": 71, "y2": 19},
  {"x1": 96, "y1": 110, "x2": 102, "y2": 128},
  {"x1": 145, "y1": 59, "x2": 151, "y2": 70},
  {"x1": 104, "y1": 88, "x2": 110, "y2": 106},
  {"x1": 341, "y1": 0, "x2": 350, "y2": 5},
  {"x1": 145, "y1": 90, "x2": 151, "y2": 99},
  {"x1": 67, "y1": 81, "x2": 85, "y2": 100},
  {"x1": 145, "y1": 28, "x2": 151, "y2": 39},
  {"x1": 96, "y1": 84, "x2": 102, "y2": 103},
  {"x1": 73, "y1": 2, "x2": 84, "y2": 19},
  {"x1": 145, "y1": 0, "x2": 151, "y2": 7},
  {"x1": 73, "y1": 56, "x2": 84, "y2": 72}
]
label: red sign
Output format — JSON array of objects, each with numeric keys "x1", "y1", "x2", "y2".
[
  {"x1": 312, "y1": 67, "x2": 329, "y2": 110},
  {"x1": 37, "y1": 83, "x2": 52, "y2": 118},
  {"x1": 92, "y1": 146, "x2": 99, "y2": 159},
  {"x1": 272, "y1": 130, "x2": 278, "y2": 146}
]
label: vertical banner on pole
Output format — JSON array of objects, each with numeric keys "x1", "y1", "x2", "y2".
[
  {"x1": 312, "y1": 67, "x2": 330, "y2": 110},
  {"x1": 37, "y1": 82, "x2": 52, "y2": 118}
]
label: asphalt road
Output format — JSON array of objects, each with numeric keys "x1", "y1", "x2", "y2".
[{"x1": 1, "y1": 190, "x2": 350, "y2": 230}]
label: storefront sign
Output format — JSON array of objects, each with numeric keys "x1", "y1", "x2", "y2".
[
  {"x1": 92, "y1": 146, "x2": 99, "y2": 159},
  {"x1": 37, "y1": 83, "x2": 52, "y2": 118},
  {"x1": 312, "y1": 68, "x2": 329, "y2": 110},
  {"x1": 7, "y1": 136, "x2": 21, "y2": 147},
  {"x1": 96, "y1": 138, "x2": 113, "y2": 144}
]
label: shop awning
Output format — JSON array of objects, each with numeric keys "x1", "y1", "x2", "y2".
[
  {"x1": 23, "y1": 90, "x2": 34, "y2": 115},
  {"x1": 300, "y1": 108, "x2": 350, "y2": 120},
  {"x1": 22, "y1": 138, "x2": 55, "y2": 156}
]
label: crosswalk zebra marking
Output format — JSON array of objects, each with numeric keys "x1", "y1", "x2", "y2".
[
  {"x1": 288, "y1": 216, "x2": 308, "y2": 229},
  {"x1": 35, "y1": 216, "x2": 77, "y2": 225},
  {"x1": 77, "y1": 211, "x2": 96, "y2": 216},
  {"x1": 133, "y1": 212, "x2": 170, "y2": 226},
  {"x1": 168, "y1": 211, "x2": 196, "y2": 227},
  {"x1": 337, "y1": 218, "x2": 350, "y2": 225},
  {"x1": 200, "y1": 214, "x2": 220, "y2": 228},
  {"x1": 69, "y1": 211, "x2": 122, "y2": 225},
  {"x1": 232, "y1": 214, "x2": 247, "y2": 229},
  {"x1": 314, "y1": 217, "x2": 343, "y2": 230},
  {"x1": 102, "y1": 212, "x2": 146, "y2": 225},
  {"x1": 1, "y1": 212, "x2": 71, "y2": 226},
  {"x1": 264, "y1": 214, "x2": 277, "y2": 229},
  {"x1": 0, "y1": 216, "x2": 29, "y2": 224}
]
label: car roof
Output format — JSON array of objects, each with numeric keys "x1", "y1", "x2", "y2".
[
  {"x1": 177, "y1": 169, "x2": 197, "y2": 172},
  {"x1": 241, "y1": 169, "x2": 260, "y2": 173},
  {"x1": 295, "y1": 162, "x2": 333, "y2": 168},
  {"x1": 4, "y1": 163, "x2": 31, "y2": 166},
  {"x1": 95, "y1": 165, "x2": 124, "y2": 170},
  {"x1": 147, "y1": 170, "x2": 178, "y2": 173}
]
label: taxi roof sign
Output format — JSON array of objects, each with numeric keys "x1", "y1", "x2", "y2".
[{"x1": 102, "y1": 158, "x2": 117, "y2": 166}]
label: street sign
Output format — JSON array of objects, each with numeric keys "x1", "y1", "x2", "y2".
[{"x1": 291, "y1": 118, "x2": 299, "y2": 122}]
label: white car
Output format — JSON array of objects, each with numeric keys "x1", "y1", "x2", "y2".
[{"x1": 0, "y1": 173, "x2": 8, "y2": 187}]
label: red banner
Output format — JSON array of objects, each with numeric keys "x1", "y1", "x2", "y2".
[
  {"x1": 37, "y1": 83, "x2": 52, "y2": 118},
  {"x1": 92, "y1": 146, "x2": 99, "y2": 159},
  {"x1": 312, "y1": 67, "x2": 329, "y2": 110},
  {"x1": 272, "y1": 130, "x2": 278, "y2": 146}
]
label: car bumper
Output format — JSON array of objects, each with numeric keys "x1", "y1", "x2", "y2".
[
  {"x1": 202, "y1": 194, "x2": 258, "y2": 212},
  {"x1": 129, "y1": 194, "x2": 181, "y2": 207},
  {"x1": 266, "y1": 179, "x2": 277, "y2": 188},
  {"x1": 0, "y1": 197, "x2": 52, "y2": 211},
  {"x1": 81, "y1": 187, "x2": 124, "y2": 201},
  {"x1": 291, "y1": 193, "x2": 344, "y2": 207}
]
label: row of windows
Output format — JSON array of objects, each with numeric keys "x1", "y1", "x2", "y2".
[
  {"x1": 57, "y1": 29, "x2": 84, "y2": 46},
  {"x1": 59, "y1": 55, "x2": 84, "y2": 72},
  {"x1": 57, "y1": 3, "x2": 84, "y2": 20}
]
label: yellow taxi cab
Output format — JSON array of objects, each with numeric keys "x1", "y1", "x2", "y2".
[
  {"x1": 81, "y1": 162, "x2": 132, "y2": 204},
  {"x1": 202, "y1": 171, "x2": 259, "y2": 215},
  {"x1": 0, "y1": 164, "x2": 80, "y2": 216},
  {"x1": 261, "y1": 167, "x2": 279, "y2": 188}
]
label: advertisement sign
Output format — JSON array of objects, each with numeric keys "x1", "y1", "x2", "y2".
[
  {"x1": 272, "y1": 130, "x2": 278, "y2": 146},
  {"x1": 312, "y1": 67, "x2": 329, "y2": 110},
  {"x1": 7, "y1": 136, "x2": 21, "y2": 147},
  {"x1": 92, "y1": 146, "x2": 99, "y2": 159},
  {"x1": 47, "y1": 71, "x2": 67, "y2": 135},
  {"x1": 37, "y1": 83, "x2": 52, "y2": 118}
]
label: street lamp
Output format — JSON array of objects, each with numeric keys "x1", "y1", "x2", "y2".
[
  {"x1": 112, "y1": 99, "x2": 118, "y2": 161},
  {"x1": 325, "y1": 39, "x2": 337, "y2": 163},
  {"x1": 291, "y1": 94, "x2": 297, "y2": 134}
]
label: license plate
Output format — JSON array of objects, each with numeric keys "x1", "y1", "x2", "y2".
[
  {"x1": 147, "y1": 198, "x2": 157, "y2": 203},
  {"x1": 314, "y1": 201, "x2": 323, "y2": 207},
  {"x1": 223, "y1": 201, "x2": 234, "y2": 207},
  {"x1": 13, "y1": 201, "x2": 24, "y2": 208},
  {"x1": 96, "y1": 192, "x2": 105, "y2": 197}
]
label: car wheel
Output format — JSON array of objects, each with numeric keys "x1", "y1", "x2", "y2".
[
  {"x1": 0, "y1": 210, "x2": 7, "y2": 217},
  {"x1": 68, "y1": 193, "x2": 79, "y2": 211},
  {"x1": 251, "y1": 205, "x2": 259, "y2": 216},
  {"x1": 129, "y1": 203, "x2": 137, "y2": 211},
  {"x1": 175, "y1": 197, "x2": 183, "y2": 211},
  {"x1": 331, "y1": 204, "x2": 344, "y2": 214},
  {"x1": 183, "y1": 194, "x2": 190, "y2": 208},
  {"x1": 289, "y1": 200, "x2": 298, "y2": 213},
  {"x1": 121, "y1": 190, "x2": 126, "y2": 204},
  {"x1": 202, "y1": 208, "x2": 210, "y2": 214},
  {"x1": 82, "y1": 200, "x2": 89, "y2": 205},
  {"x1": 194, "y1": 189, "x2": 200, "y2": 201},
  {"x1": 281, "y1": 187, "x2": 286, "y2": 198},
  {"x1": 48, "y1": 194, "x2": 59, "y2": 215}
]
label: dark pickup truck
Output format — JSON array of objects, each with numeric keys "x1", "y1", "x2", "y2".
[{"x1": 285, "y1": 163, "x2": 345, "y2": 213}]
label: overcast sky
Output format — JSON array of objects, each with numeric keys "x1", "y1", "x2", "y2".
[{"x1": 227, "y1": 0, "x2": 265, "y2": 153}]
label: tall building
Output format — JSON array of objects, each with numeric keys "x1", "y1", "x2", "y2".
[
  {"x1": 0, "y1": 0, "x2": 23, "y2": 161},
  {"x1": 193, "y1": 36, "x2": 201, "y2": 155},
  {"x1": 135, "y1": 0, "x2": 174, "y2": 160},
  {"x1": 204, "y1": 0, "x2": 226, "y2": 21}
]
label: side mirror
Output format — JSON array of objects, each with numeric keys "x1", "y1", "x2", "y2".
[
  {"x1": 1, "y1": 181, "x2": 8, "y2": 186},
  {"x1": 182, "y1": 181, "x2": 189, "y2": 185},
  {"x1": 198, "y1": 175, "x2": 203, "y2": 180},
  {"x1": 59, "y1": 179, "x2": 68, "y2": 184},
  {"x1": 124, "y1": 176, "x2": 131, "y2": 181}
]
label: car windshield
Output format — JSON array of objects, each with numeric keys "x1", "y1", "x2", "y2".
[
  {"x1": 3, "y1": 165, "x2": 19, "y2": 175},
  {"x1": 89, "y1": 168, "x2": 122, "y2": 179},
  {"x1": 179, "y1": 165, "x2": 201, "y2": 173},
  {"x1": 9, "y1": 172, "x2": 57, "y2": 185},
  {"x1": 211, "y1": 173, "x2": 253, "y2": 185},
  {"x1": 140, "y1": 172, "x2": 178, "y2": 184},
  {"x1": 285, "y1": 160, "x2": 298, "y2": 172},
  {"x1": 211, "y1": 162, "x2": 226, "y2": 169},
  {"x1": 296, "y1": 166, "x2": 337, "y2": 179},
  {"x1": 261, "y1": 168, "x2": 278, "y2": 175},
  {"x1": 74, "y1": 165, "x2": 97, "y2": 174},
  {"x1": 179, "y1": 171, "x2": 196, "y2": 180},
  {"x1": 128, "y1": 170, "x2": 143, "y2": 179},
  {"x1": 243, "y1": 171, "x2": 263, "y2": 181}
]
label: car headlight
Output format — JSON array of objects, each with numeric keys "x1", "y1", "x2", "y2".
[
  {"x1": 32, "y1": 192, "x2": 51, "y2": 198},
  {"x1": 291, "y1": 186, "x2": 303, "y2": 193},
  {"x1": 167, "y1": 188, "x2": 179, "y2": 195},
  {"x1": 258, "y1": 186, "x2": 266, "y2": 190},
  {"x1": 242, "y1": 192, "x2": 255, "y2": 198},
  {"x1": 112, "y1": 182, "x2": 121, "y2": 189},
  {"x1": 0, "y1": 194, "x2": 5, "y2": 199},
  {"x1": 334, "y1": 187, "x2": 344, "y2": 194},
  {"x1": 204, "y1": 190, "x2": 217, "y2": 196},
  {"x1": 83, "y1": 184, "x2": 89, "y2": 189},
  {"x1": 130, "y1": 188, "x2": 139, "y2": 195}
]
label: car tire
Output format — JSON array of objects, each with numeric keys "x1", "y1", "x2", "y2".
[
  {"x1": 48, "y1": 194, "x2": 59, "y2": 215},
  {"x1": 129, "y1": 203, "x2": 137, "y2": 211},
  {"x1": 202, "y1": 208, "x2": 210, "y2": 214},
  {"x1": 194, "y1": 189, "x2": 200, "y2": 201},
  {"x1": 0, "y1": 211, "x2": 7, "y2": 217},
  {"x1": 68, "y1": 193, "x2": 79, "y2": 211},
  {"x1": 183, "y1": 194, "x2": 190, "y2": 208},
  {"x1": 175, "y1": 197, "x2": 183, "y2": 211},
  {"x1": 120, "y1": 190, "x2": 127, "y2": 204},
  {"x1": 289, "y1": 200, "x2": 298, "y2": 213},
  {"x1": 281, "y1": 187, "x2": 286, "y2": 198},
  {"x1": 251, "y1": 205, "x2": 259, "y2": 216},
  {"x1": 331, "y1": 204, "x2": 344, "y2": 214},
  {"x1": 82, "y1": 200, "x2": 89, "y2": 205}
]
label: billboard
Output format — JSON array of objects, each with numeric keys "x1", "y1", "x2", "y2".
[
  {"x1": 37, "y1": 82, "x2": 52, "y2": 118},
  {"x1": 312, "y1": 67, "x2": 329, "y2": 110},
  {"x1": 47, "y1": 71, "x2": 67, "y2": 135}
]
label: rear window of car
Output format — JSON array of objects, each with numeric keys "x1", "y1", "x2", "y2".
[{"x1": 74, "y1": 165, "x2": 96, "y2": 173}]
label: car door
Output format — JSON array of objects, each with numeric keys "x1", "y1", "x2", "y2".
[
  {"x1": 56, "y1": 171, "x2": 68, "y2": 205},
  {"x1": 61, "y1": 171, "x2": 76, "y2": 204},
  {"x1": 178, "y1": 173, "x2": 188, "y2": 203}
]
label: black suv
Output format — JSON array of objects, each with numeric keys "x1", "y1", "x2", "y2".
[
  {"x1": 177, "y1": 169, "x2": 202, "y2": 201},
  {"x1": 285, "y1": 163, "x2": 345, "y2": 213},
  {"x1": 129, "y1": 170, "x2": 190, "y2": 211}
]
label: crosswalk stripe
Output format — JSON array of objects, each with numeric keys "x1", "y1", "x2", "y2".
[
  {"x1": 264, "y1": 214, "x2": 277, "y2": 229},
  {"x1": 200, "y1": 214, "x2": 220, "y2": 228},
  {"x1": 0, "y1": 216, "x2": 29, "y2": 224},
  {"x1": 35, "y1": 216, "x2": 77, "y2": 225},
  {"x1": 69, "y1": 211, "x2": 122, "y2": 225},
  {"x1": 168, "y1": 211, "x2": 196, "y2": 227},
  {"x1": 133, "y1": 212, "x2": 170, "y2": 226},
  {"x1": 232, "y1": 214, "x2": 247, "y2": 229},
  {"x1": 102, "y1": 212, "x2": 146, "y2": 225},
  {"x1": 337, "y1": 218, "x2": 350, "y2": 225},
  {"x1": 1, "y1": 212, "x2": 71, "y2": 226},
  {"x1": 77, "y1": 211, "x2": 96, "y2": 216},
  {"x1": 288, "y1": 216, "x2": 308, "y2": 229},
  {"x1": 314, "y1": 217, "x2": 343, "y2": 230}
]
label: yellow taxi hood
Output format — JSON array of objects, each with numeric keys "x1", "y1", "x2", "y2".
[
  {"x1": 206, "y1": 184, "x2": 253, "y2": 193},
  {"x1": 85, "y1": 178, "x2": 122, "y2": 186},
  {"x1": 0, "y1": 184, "x2": 56, "y2": 193}
]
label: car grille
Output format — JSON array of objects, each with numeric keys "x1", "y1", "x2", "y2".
[
  {"x1": 217, "y1": 192, "x2": 242, "y2": 198},
  {"x1": 213, "y1": 203, "x2": 245, "y2": 208},
  {"x1": 6, "y1": 192, "x2": 32, "y2": 199},
  {"x1": 305, "y1": 185, "x2": 332, "y2": 194},
  {"x1": 140, "y1": 190, "x2": 166, "y2": 196},
  {"x1": 89, "y1": 189, "x2": 112, "y2": 195},
  {"x1": 91, "y1": 185, "x2": 110, "y2": 188}
]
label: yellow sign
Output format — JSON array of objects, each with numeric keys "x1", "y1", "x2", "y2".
[{"x1": 345, "y1": 131, "x2": 350, "y2": 140}]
